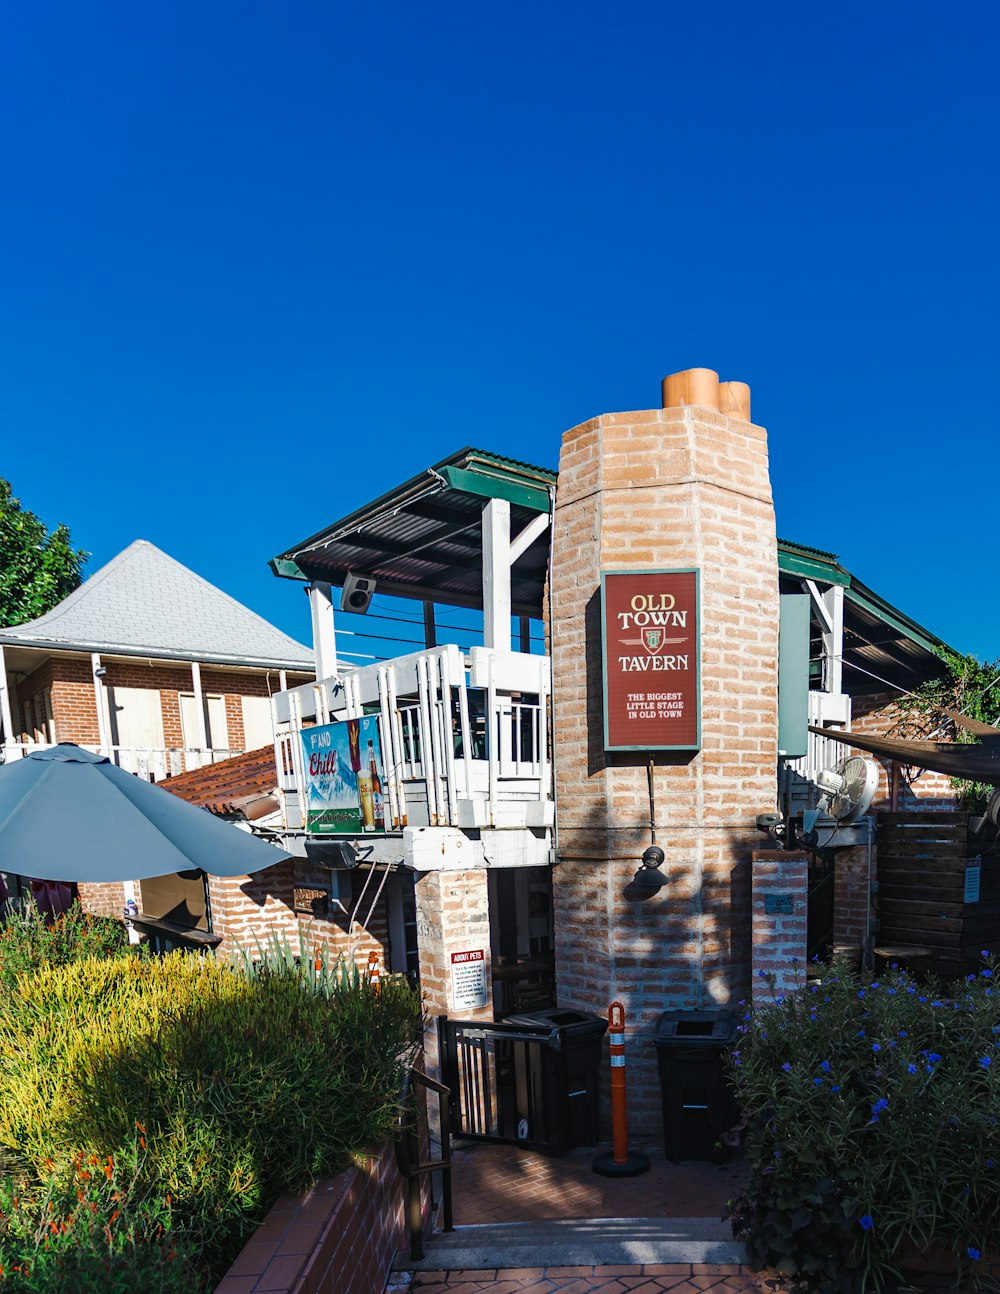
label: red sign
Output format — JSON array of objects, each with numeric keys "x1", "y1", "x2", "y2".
[{"x1": 601, "y1": 569, "x2": 700, "y2": 751}]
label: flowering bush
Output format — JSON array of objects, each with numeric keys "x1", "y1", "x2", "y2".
[
  {"x1": 0, "y1": 1135, "x2": 206, "y2": 1292},
  {"x1": 729, "y1": 954, "x2": 1000, "y2": 1291},
  {"x1": 0, "y1": 901, "x2": 132, "y2": 993}
]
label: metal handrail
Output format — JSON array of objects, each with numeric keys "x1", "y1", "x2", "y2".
[{"x1": 394, "y1": 1064, "x2": 453, "y2": 1261}]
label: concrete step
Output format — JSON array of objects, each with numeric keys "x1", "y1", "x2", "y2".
[{"x1": 397, "y1": 1216, "x2": 748, "y2": 1271}]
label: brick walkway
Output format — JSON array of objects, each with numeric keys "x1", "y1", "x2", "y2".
[
  {"x1": 398, "y1": 1263, "x2": 789, "y2": 1291},
  {"x1": 448, "y1": 1144, "x2": 745, "y2": 1226},
  {"x1": 387, "y1": 1146, "x2": 800, "y2": 1293}
]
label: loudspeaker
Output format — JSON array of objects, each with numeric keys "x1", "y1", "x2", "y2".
[{"x1": 340, "y1": 572, "x2": 376, "y2": 614}]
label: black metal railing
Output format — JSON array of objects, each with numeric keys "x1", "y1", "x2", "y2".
[{"x1": 394, "y1": 1065, "x2": 453, "y2": 1261}]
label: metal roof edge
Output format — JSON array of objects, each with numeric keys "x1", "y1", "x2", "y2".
[
  {"x1": 0, "y1": 634, "x2": 315, "y2": 672},
  {"x1": 777, "y1": 540, "x2": 850, "y2": 586},
  {"x1": 270, "y1": 447, "x2": 557, "y2": 572},
  {"x1": 844, "y1": 577, "x2": 950, "y2": 657}
]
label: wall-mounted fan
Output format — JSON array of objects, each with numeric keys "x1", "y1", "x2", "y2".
[{"x1": 813, "y1": 755, "x2": 880, "y2": 824}]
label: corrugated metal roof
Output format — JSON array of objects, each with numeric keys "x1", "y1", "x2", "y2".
[
  {"x1": 0, "y1": 540, "x2": 314, "y2": 670},
  {"x1": 271, "y1": 447, "x2": 555, "y2": 617}
]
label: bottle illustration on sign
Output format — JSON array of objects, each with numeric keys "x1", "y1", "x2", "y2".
[{"x1": 368, "y1": 739, "x2": 384, "y2": 831}]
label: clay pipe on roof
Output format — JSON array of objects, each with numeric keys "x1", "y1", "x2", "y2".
[{"x1": 661, "y1": 368, "x2": 751, "y2": 423}]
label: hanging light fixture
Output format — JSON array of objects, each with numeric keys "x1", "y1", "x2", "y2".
[{"x1": 624, "y1": 845, "x2": 668, "y2": 901}]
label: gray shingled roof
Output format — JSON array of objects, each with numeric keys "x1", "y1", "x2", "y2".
[{"x1": 0, "y1": 540, "x2": 314, "y2": 670}]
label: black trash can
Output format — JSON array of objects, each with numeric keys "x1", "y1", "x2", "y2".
[
  {"x1": 505, "y1": 1007, "x2": 608, "y2": 1153},
  {"x1": 651, "y1": 1009, "x2": 738, "y2": 1163}
]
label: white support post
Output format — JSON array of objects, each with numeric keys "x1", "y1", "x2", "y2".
[
  {"x1": 822, "y1": 585, "x2": 844, "y2": 696},
  {"x1": 0, "y1": 645, "x2": 13, "y2": 749},
  {"x1": 92, "y1": 653, "x2": 111, "y2": 751},
  {"x1": 482, "y1": 498, "x2": 511, "y2": 652},
  {"x1": 191, "y1": 661, "x2": 209, "y2": 751},
  {"x1": 509, "y1": 511, "x2": 550, "y2": 565},
  {"x1": 308, "y1": 582, "x2": 338, "y2": 680},
  {"x1": 801, "y1": 579, "x2": 845, "y2": 699}
]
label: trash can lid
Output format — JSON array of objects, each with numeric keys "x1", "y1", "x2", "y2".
[
  {"x1": 652, "y1": 1008, "x2": 738, "y2": 1044},
  {"x1": 506, "y1": 1007, "x2": 609, "y2": 1035}
]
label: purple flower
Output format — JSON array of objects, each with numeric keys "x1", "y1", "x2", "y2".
[
  {"x1": 968, "y1": 1247, "x2": 981, "y2": 1261},
  {"x1": 831, "y1": 1084, "x2": 841, "y2": 1092},
  {"x1": 782, "y1": 1062, "x2": 791, "y2": 1073},
  {"x1": 813, "y1": 1077, "x2": 823, "y2": 1086},
  {"x1": 860, "y1": 1215, "x2": 874, "y2": 1231},
  {"x1": 907, "y1": 1064, "x2": 917, "y2": 1074},
  {"x1": 872, "y1": 1043, "x2": 881, "y2": 1053},
  {"x1": 980, "y1": 1056, "x2": 992, "y2": 1069},
  {"x1": 820, "y1": 1060, "x2": 831, "y2": 1072}
]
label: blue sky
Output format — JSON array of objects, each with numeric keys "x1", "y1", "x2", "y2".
[{"x1": 2, "y1": 3, "x2": 997, "y2": 666}]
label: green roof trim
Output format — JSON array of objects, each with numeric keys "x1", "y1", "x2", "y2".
[
  {"x1": 438, "y1": 464, "x2": 552, "y2": 513},
  {"x1": 269, "y1": 557, "x2": 307, "y2": 582},
  {"x1": 845, "y1": 579, "x2": 947, "y2": 657},
  {"x1": 777, "y1": 540, "x2": 850, "y2": 587},
  {"x1": 778, "y1": 538, "x2": 948, "y2": 657}
]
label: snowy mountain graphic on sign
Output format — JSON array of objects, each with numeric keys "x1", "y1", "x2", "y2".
[{"x1": 306, "y1": 748, "x2": 358, "y2": 809}]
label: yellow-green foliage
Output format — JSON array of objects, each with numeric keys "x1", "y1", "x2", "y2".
[
  {"x1": 0, "y1": 953, "x2": 246, "y2": 1161},
  {"x1": 0, "y1": 952, "x2": 421, "y2": 1276}
]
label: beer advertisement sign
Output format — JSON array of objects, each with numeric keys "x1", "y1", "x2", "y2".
[
  {"x1": 301, "y1": 715, "x2": 387, "y2": 834},
  {"x1": 601, "y1": 569, "x2": 701, "y2": 751}
]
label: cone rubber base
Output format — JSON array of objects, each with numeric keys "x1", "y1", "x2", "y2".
[{"x1": 592, "y1": 1148, "x2": 650, "y2": 1177}]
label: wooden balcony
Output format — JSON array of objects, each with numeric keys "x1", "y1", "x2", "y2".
[{"x1": 272, "y1": 645, "x2": 553, "y2": 869}]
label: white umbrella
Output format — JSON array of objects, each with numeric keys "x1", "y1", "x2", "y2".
[{"x1": 0, "y1": 743, "x2": 290, "y2": 882}]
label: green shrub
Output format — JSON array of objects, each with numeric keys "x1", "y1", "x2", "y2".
[
  {"x1": 0, "y1": 950, "x2": 422, "y2": 1278},
  {"x1": 0, "y1": 1136, "x2": 207, "y2": 1293},
  {"x1": 729, "y1": 955, "x2": 1000, "y2": 1291},
  {"x1": 0, "y1": 901, "x2": 132, "y2": 993}
]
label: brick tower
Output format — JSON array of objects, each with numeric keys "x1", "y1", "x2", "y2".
[{"x1": 548, "y1": 367, "x2": 780, "y2": 1129}]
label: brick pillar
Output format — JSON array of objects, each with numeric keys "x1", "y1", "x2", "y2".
[
  {"x1": 833, "y1": 843, "x2": 871, "y2": 953},
  {"x1": 414, "y1": 869, "x2": 493, "y2": 1080},
  {"x1": 549, "y1": 369, "x2": 780, "y2": 1133},
  {"x1": 751, "y1": 850, "x2": 808, "y2": 1003}
]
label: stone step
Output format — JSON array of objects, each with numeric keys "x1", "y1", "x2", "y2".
[{"x1": 396, "y1": 1216, "x2": 748, "y2": 1271}]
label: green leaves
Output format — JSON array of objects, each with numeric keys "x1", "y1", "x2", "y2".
[
  {"x1": 0, "y1": 478, "x2": 87, "y2": 628},
  {"x1": 730, "y1": 956, "x2": 1000, "y2": 1289}
]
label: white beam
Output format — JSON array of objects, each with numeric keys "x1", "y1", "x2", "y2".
[
  {"x1": 509, "y1": 512, "x2": 550, "y2": 565},
  {"x1": 0, "y1": 645, "x2": 13, "y2": 747},
  {"x1": 802, "y1": 579, "x2": 834, "y2": 634},
  {"x1": 92, "y1": 653, "x2": 111, "y2": 750},
  {"x1": 482, "y1": 498, "x2": 511, "y2": 651},
  {"x1": 822, "y1": 584, "x2": 844, "y2": 695},
  {"x1": 191, "y1": 661, "x2": 209, "y2": 750},
  {"x1": 309, "y1": 582, "x2": 338, "y2": 679}
]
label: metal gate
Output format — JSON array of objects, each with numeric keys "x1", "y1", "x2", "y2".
[{"x1": 438, "y1": 1015, "x2": 563, "y2": 1153}]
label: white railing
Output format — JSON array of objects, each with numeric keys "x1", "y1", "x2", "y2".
[
  {"x1": 273, "y1": 644, "x2": 552, "y2": 832},
  {"x1": 0, "y1": 741, "x2": 247, "y2": 783}
]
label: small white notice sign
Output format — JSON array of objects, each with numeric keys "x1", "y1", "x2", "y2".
[{"x1": 450, "y1": 948, "x2": 488, "y2": 1011}]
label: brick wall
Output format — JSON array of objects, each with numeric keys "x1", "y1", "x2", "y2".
[
  {"x1": 206, "y1": 860, "x2": 391, "y2": 968},
  {"x1": 548, "y1": 380, "x2": 780, "y2": 1131},
  {"x1": 76, "y1": 880, "x2": 127, "y2": 919},
  {"x1": 751, "y1": 851, "x2": 808, "y2": 1003},
  {"x1": 214, "y1": 1139, "x2": 425, "y2": 1294},
  {"x1": 851, "y1": 693, "x2": 960, "y2": 811}
]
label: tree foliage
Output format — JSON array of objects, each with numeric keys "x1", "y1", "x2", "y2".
[
  {"x1": 0, "y1": 478, "x2": 87, "y2": 627},
  {"x1": 896, "y1": 647, "x2": 1000, "y2": 807}
]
